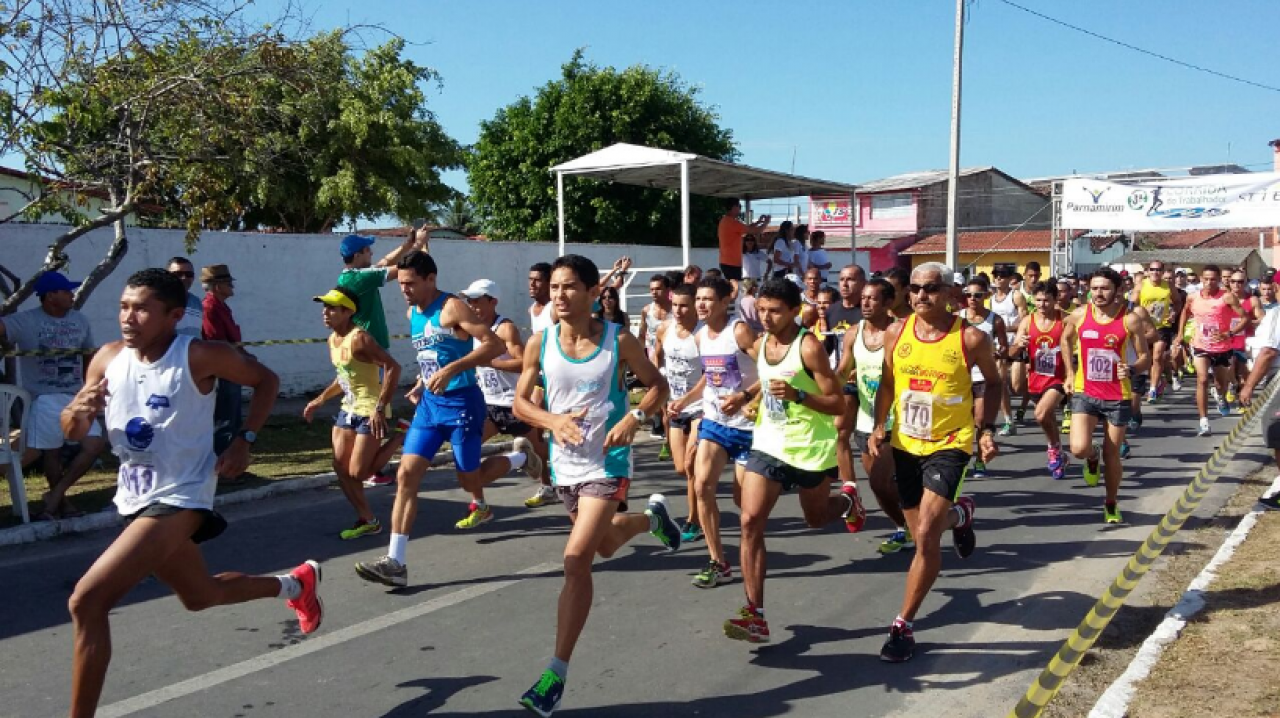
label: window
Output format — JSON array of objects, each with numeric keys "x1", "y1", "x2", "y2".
[{"x1": 870, "y1": 193, "x2": 913, "y2": 220}]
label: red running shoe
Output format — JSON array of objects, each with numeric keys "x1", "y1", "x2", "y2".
[
  {"x1": 841, "y1": 482, "x2": 866, "y2": 533},
  {"x1": 723, "y1": 605, "x2": 770, "y2": 643},
  {"x1": 287, "y1": 560, "x2": 324, "y2": 634}
]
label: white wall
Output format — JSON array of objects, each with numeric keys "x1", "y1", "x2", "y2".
[{"x1": 0, "y1": 224, "x2": 717, "y2": 394}]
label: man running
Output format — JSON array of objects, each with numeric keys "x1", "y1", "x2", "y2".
[
  {"x1": 656, "y1": 283, "x2": 705, "y2": 543},
  {"x1": 529, "y1": 262, "x2": 557, "y2": 336},
  {"x1": 303, "y1": 287, "x2": 402, "y2": 538},
  {"x1": 1227, "y1": 268, "x2": 1262, "y2": 403},
  {"x1": 61, "y1": 269, "x2": 321, "y2": 718},
  {"x1": 988, "y1": 267, "x2": 1027, "y2": 436},
  {"x1": 722, "y1": 277, "x2": 852, "y2": 645},
  {"x1": 839, "y1": 277, "x2": 909, "y2": 553},
  {"x1": 1011, "y1": 262, "x2": 1043, "y2": 423},
  {"x1": 689, "y1": 276, "x2": 760, "y2": 588},
  {"x1": 883, "y1": 268, "x2": 912, "y2": 321},
  {"x1": 1062, "y1": 268, "x2": 1151, "y2": 524},
  {"x1": 1175, "y1": 264, "x2": 1246, "y2": 436},
  {"x1": 869, "y1": 262, "x2": 1000, "y2": 662},
  {"x1": 354, "y1": 251, "x2": 503, "y2": 588},
  {"x1": 1161, "y1": 266, "x2": 1189, "y2": 391},
  {"x1": 1010, "y1": 281, "x2": 1070, "y2": 478},
  {"x1": 510, "y1": 254, "x2": 678, "y2": 716},
  {"x1": 1132, "y1": 259, "x2": 1178, "y2": 402},
  {"x1": 959, "y1": 276, "x2": 1009, "y2": 478}
]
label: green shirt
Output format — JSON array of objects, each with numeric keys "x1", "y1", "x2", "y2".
[
  {"x1": 337, "y1": 267, "x2": 391, "y2": 349},
  {"x1": 754, "y1": 328, "x2": 838, "y2": 471}
]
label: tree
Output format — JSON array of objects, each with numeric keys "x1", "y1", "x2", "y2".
[
  {"x1": 468, "y1": 50, "x2": 737, "y2": 245},
  {"x1": 434, "y1": 196, "x2": 481, "y2": 236}
]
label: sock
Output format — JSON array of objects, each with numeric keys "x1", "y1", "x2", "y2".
[
  {"x1": 506, "y1": 451, "x2": 527, "y2": 471},
  {"x1": 894, "y1": 615, "x2": 914, "y2": 629},
  {"x1": 276, "y1": 575, "x2": 301, "y2": 600},
  {"x1": 389, "y1": 533, "x2": 409, "y2": 564},
  {"x1": 648, "y1": 512, "x2": 660, "y2": 532},
  {"x1": 548, "y1": 657, "x2": 569, "y2": 680}
]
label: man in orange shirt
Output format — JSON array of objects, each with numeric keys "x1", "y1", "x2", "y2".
[{"x1": 718, "y1": 199, "x2": 770, "y2": 296}]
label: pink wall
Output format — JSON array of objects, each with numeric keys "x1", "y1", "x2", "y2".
[{"x1": 857, "y1": 190, "x2": 919, "y2": 234}]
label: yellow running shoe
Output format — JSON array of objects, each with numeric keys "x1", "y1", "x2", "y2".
[
  {"x1": 524, "y1": 485, "x2": 559, "y2": 508},
  {"x1": 455, "y1": 502, "x2": 494, "y2": 530}
]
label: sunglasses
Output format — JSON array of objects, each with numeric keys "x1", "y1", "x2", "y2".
[
  {"x1": 171, "y1": 271, "x2": 195, "y2": 278},
  {"x1": 908, "y1": 282, "x2": 944, "y2": 295},
  {"x1": 1147, "y1": 267, "x2": 1163, "y2": 272},
  {"x1": 1229, "y1": 279, "x2": 1246, "y2": 284},
  {"x1": 964, "y1": 291, "x2": 987, "y2": 298}
]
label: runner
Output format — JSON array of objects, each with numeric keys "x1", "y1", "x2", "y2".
[
  {"x1": 61, "y1": 269, "x2": 321, "y2": 718},
  {"x1": 1175, "y1": 264, "x2": 1246, "y2": 436},
  {"x1": 1227, "y1": 268, "x2": 1263, "y2": 404},
  {"x1": 354, "y1": 251, "x2": 503, "y2": 588},
  {"x1": 1062, "y1": 267, "x2": 1151, "y2": 524},
  {"x1": 1161, "y1": 266, "x2": 1189, "y2": 391},
  {"x1": 838, "y1": 277, "x2": 908, "y2": 552},
  {"x1": 869, "y1": 262, "x2": 1001, "y2": 663},
  {"x1": 510, "y1": 254, "x2": 678, "y2": 716},
  {"x1": 689, "y1": 276, "x2": 760, "y2": 588},
  {"x1": 959, "y1": 276, "x2": 1009, "y2": 478},
  {"x1": 303, "y1": 287, "x2": 402, "y2": 538},
  {"x1": 1011, "y1": 262, "x2": 1043, "y2": 423},
  {"x1": 655, "y1": 283, "x2": 705, "y2": 543},
  {"x1": 1121, "y1": 304, "x2": 1158, "y2": 459},
  {"x1": 883, "y1": 267, "x2": 912, "y2": 321},
  {"x1": 446, "y1": 278, "x2": 550, "y2": 526},
  {"x1": 1133, "y1": 259, "x2": 1177, "y2": 402},
  {"x1": 529, "y1": 262, "x2": 557, "y2": 336},
  {"x1": 722, "y1": 277, "x2": 851, "y2": 645},
  {"x1": 1007, "y1": 281, "x2": 1070, "y2": 478},
  {"x1": 988, "y1": 267, "x2": 1027, "y2": 436}
]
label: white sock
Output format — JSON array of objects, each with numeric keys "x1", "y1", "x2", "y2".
[
  {"x1": 389, "y1": 533, "x2": 409, "y2": 564},
  {"x1": 276, "y1": 575, "x2": 301, "y2": 600},
  {"x1": 506, "y1": 451, "x2": 527, "y2": 471}
]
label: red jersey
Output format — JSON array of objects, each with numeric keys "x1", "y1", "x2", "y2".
[
  {"x1": 1027, "y1": 314, "x2": 1065, "y2": 395},
  {"x1": 1073, "y1": 304, "x2": 1131, "y2": 401}
]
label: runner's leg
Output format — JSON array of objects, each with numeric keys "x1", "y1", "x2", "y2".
[
  {"x1": 862, "y1": 443, "x2": 905, "y2": 527},
  {"x1": 1194, "y1": 354, "x2": 1211, "y2": 418},
  {"x1": 1035, "y1": 391, "x2": 1062, "y2": 446},
  {"x1": 669, "y1": 422, "x2": 698, "y2": 527},
  {"x1": 332, "y1": 427, "x2": 374, "y2": 524},
  {"x1": 1101, "y1": 421, "x2": 1126, "y2": 505},
  {"x1": 694, "y1": 440, "x2": 731, "y2": 565},
  {"x1": 797, "y1": 479, "x2": 847, "y2": 528},
  {"x1": 898, "y1": 489, "x2": 962, "y2": 622},
  {"x1": 738, "y1": 470, "x2": 784, "y2": 609}
]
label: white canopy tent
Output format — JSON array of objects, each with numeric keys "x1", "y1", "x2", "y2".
[{"x1": 550, "y1": 143, "x2": 860, "y2": 268}]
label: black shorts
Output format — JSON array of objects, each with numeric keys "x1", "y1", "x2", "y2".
[
  {"x1": 972, "y1": 381, "x2": 986, "y2": 399},
  {"x1": 892, "y1": 448, "x2": 970, "y2": 509},
  {"x1": 1131, "y1": 373, "x2": 1151, "y2": 395},
  {"x1": 486, "y1": 405, "x2": 532, "y2": 436},
  {"x1": 719, "y1": 263, "x2": 744, "y2": 281},
  {"x1": 669, "y1": 411, "x2": 701, "y2": 432},
  {"x1": 746, "y1": 450, "x2": 837, "y2": 492},
  {"x1": 124, "y1": 504, "x2": 227, "y2": 544},
  {"x1": 1070, "y1": 394, "x2": 1131, "y2": 427},
  {"x1": 1029, "y1": 384, "x2": 1066, "y2": 403},
  {"x1": 1157, "y1": 326, "x2": 1177, "y2": 344},
  {"x1": 1193, "y1": 348, "x2": 1233, "y2": 368}
]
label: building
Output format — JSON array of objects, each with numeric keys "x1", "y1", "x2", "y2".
[
  {"x1": 900, "y1": 229, "x2": 1084, "y2": 278},
  {"x1": 0, "y1": 166, "x2": 151, "y2": 226}
]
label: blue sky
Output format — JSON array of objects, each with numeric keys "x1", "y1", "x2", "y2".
[{"x1": 273, "y1": 0, "x2": 1278, "y2": 215}]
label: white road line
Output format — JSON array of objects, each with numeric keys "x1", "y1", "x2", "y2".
[{"x1": 97, "y1": 561, "x2": 561, "y2": 718}]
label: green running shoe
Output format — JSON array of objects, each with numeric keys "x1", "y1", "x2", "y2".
[
  {"x1": 1104, "y1": 504, "x2": 1123, "y2": 524},
  {"x1": 878, "y1": 528, "x2": 915, "y2": 554},
  {"x1": 658, "y1": 442, "x2": 671, "y2": 460},
  {"x1": 1083, "y1": 443, "x2": 1101, "y2": 487},
  {"x1": 339, "y1": 518, "x2": 382, "y2": 540}
]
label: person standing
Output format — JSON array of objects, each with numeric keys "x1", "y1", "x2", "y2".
[
  {"x1": 166, "y1": 258, "x2": 203, "y2": 338},
  {"x1": 511, "y1": 254, "x2": 678, "y2": 716},
  {"x1": 791, "y1": 224, "x2": 810, "y2": 275},
  {"x1": 869, "y1": 263, "x2": 1001, "y2": 663},
  {"x1": 769, "y1": 221, "x2": 796, "y2": 279},
  {"x1": 807, "y1": 231, "x2": 832, "y2": 281},
  {"x1": 742, "y1": 235, "x2": 769, "y2": 282},
  {"x1": 717, "y1": 199, "x2": 769, "y2": 296},
  {"x1": 60, "y1": 269, "x2": 321, "y2": 718},
  {"x1": 200, "y1": 264, "x2": 244, "y2": 479}
]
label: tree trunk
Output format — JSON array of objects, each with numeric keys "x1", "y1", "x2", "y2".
[
  {"x1": 72, "y1": 215, "x2": 131, "y2": 310},
  {"x1": 0, "y1": 205, "x2": 133, "y2": 316}
]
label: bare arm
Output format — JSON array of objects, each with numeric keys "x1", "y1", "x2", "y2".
[
  {"x1": 1008, "y1": 316, "x2": 1031, "y2": 358},
  {"x1": 61, "y1": 343, "x2": 122, "y2": 441},
  {"x1": 189, "y1": 340, "x2": 280, "y2": 478},
  {"x1": 353, "y1": 332, "x2": 402, "y2": 410},
  {"x1": 427, "y1": 297, "x2": 504, "y2": 394},
  {"x1": 303, "y1": 379, "x2": 345, "y2": 422},
  {"x1": 991, "y1": 315, "x2": 1009, "y2": 354},
  {"x1": 1061, "y1": 311, "x2": 1080, "y2": 391},
  {"x1": 606, "y1": 331, "x2": 669, "y2": 447},
  {"x1": 966, "y1": 327, "x2": 1002, "y2": 425},
  {"x1": 490, "y1": 321, "x2": 525, "y2": 373},
  {"x1": 794, "y1": 332, "x2": 845, "y2": 416},
  {"x1": 1125, "y1": 313, "x2": 1152, "y2": 375},
  {"x1": 375, "y1": 232, "x2": 421, "y2": 280},
  {"x1": 1239, "y1": 347, "x2": 1277, "y2": 405}
]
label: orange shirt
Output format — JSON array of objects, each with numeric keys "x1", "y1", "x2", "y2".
[{"x1": 717, "y1": 215, "x2": 746, "y2": 266}]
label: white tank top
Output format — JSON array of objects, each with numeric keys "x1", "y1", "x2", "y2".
[
  {"x1": 475, "y1": 315, "x2": 519, "y2": 407},
  {"x1": 990, "y1": 289, "x2": 1019, "y2": 340},
  {"x1": 641, "y1": 304, "x2": 669, "y2": 350},
  {"x1": 541, "y1": 322, "x2": 630, "y2": 485},
  {"x1": 852, "y1": 322, "x2": 886, "y2": 433},
  {"x1": 529, "y1": 302, "x2": 554, "y2": 335},
  {"x1": 105, "y1": 335, "x2": 218, "y2": 515},
  {"x1": 967, "y1": 309, "x2": 995, "y2": 381},
  {"x1": 662, "y1": 322, "x2": 703, "y2": 415},
  {"x1": 697, "y1": 319, "x2": 758, "y2": 431}
]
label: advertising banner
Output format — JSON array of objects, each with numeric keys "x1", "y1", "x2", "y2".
[
  {"x1": 809, "y1": 194, "x2": 856, "y2": 233},
  {"x1": 1061, "y1": 172, "x2": 1280, "y2": 230}
]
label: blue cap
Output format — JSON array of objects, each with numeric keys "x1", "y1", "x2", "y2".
[
  {"x1": 339, "y1": 234, "x2": 376, "y2": 258},
  {"x1": 34, "y1": 271, "x2": 81, "y2": 295}
]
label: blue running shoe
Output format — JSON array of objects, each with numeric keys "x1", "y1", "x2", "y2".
[
  {"x1": 1119, "y1": 441, "x2": 1131, "y2": 459},
  {"x1": 519, "y1": 669, "x2": 565, "y2": 717}
]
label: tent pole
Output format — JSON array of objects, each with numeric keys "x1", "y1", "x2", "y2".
[
  {"x1": 556, "y1": 171, "x2": 566, "y2": 257},
  {"x1": 680, "y1": 160, "x2": 691, "y2": 268}
]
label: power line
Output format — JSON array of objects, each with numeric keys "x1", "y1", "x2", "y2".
[{"x1": 995, "y1": 0, "x2": 1280, "y2": 94}]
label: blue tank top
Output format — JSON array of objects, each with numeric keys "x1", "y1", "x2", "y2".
[{"x1": 411, "y1": 292, "x2": 477, "y2": 393}]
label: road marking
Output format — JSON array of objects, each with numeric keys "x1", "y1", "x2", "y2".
[{"x1": 97, "y1": 561, "x2": 561, "y2": 717}]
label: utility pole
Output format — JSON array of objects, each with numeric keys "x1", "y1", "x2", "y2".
[{"x1": 945, "y1": 0, "x2": 966, "y2": 271}]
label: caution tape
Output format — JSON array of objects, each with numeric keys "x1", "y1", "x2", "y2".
[
  {"x1": 0, "y1": 334, "x2": 414, "y2": 357},
  {"x1": 1007, "y1": 373, "x2": 1280, "y2": 718}
]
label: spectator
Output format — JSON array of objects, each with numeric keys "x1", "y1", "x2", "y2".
[
  {"x1": 770, "y1": 221, "x2": 796, "y2": 278},
  {"x1": 200, "y1": 264, "x2": 244, "y2": 478},
  {"x1": 792, "y1": 224, "x2": 810, "y2": 274},
  {"x1": 684, "y1": 265, "x2": 703, "y2": 286},
  {"x1": 742, "y1": 234, "x2": 768, "y2": 281},
  {"x1": 0, "y1": 271, "x2": 105, "y2": 519},
  {"x1": 716, "y1": 198, "x2": 769, "y2": 295},
  {"x1": 167, "y1": 257, "x2": 203, "y2": 337},
  {"x1": 807, "y1": 231, "x2": 832, "y2": 280},
  {"x1": 737, "y1": 278, "x2": 763, "y2": 333},
  {"x1": 595, "y1": 286, "x2": 631, "y2": 335},
  {"x1": 336, "y1": 230, "x2": 423, "y2": 351}
]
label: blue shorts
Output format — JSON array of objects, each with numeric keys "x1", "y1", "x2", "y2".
[
  {"x1": 335, "y1": 410, "x2": 373, "y2": 435},
  {"x1": 698, "y1": 419, "x2": 753, "y2": 465},
  {"x1": 404, "y1": 386, "x2": 486, "y2": 472}
]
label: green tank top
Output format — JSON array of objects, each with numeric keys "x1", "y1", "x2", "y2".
[{"x1": 754, "y1": 328, "x2": 838, "y2": 471}]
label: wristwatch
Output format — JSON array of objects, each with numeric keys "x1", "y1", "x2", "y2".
[
  {"x1": 795, "y1": 389, "x2": 809, "y2": 404},
  {"x1": 238, "y1": 429, "x2": 258, "y2": 445},
  {"x1": 629, "y1": 408, "x2": 646, "y2": 422}
]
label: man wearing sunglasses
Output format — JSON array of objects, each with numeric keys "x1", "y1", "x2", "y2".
[
  {"x1": 1131, "y1": 261, "x2": 1180, "y2": 402},
  {"x1": 1175, "y1": 265, "x2": 1247, "y2": 436},
  {"x1": 868, "y1": 262, "x2": 1001, "y2": 663},
  {"x1": 1227, "y1": 269, "x2": 1264, "y2": 404},
  {"x1": 167, "y1": 257, "x2": 203, "y2": 338}
]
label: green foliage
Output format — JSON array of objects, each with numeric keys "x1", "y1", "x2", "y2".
[{"x1": 468, "y1": 50, "x2": 737, "y2": 245}]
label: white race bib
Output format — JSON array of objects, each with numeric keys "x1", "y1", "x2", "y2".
[
  {"x1": 898, "y1": 390, "x2": 934, "y2": 440},
  {"x1": 1086, "y1": 348, "x2": 1117, "y2": 383},
  {"x1": 417, "y1": 349, "x2": 440, "y2": 382},
  {"x1": 1034, "y1": 347, "x2": 1060, "y2": 377},
  {"x1": 118, "y1": 461, "x2": 156, "y2": 501},
  {"x1": 763, "y1": 393, "x2": 787, "y2": 424}
]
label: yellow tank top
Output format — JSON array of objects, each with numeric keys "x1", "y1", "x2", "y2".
[
  {"x1": 890, "y1": 315, "x2": 975, "y2": 456},
  {"x1": 330, "y1": 328, "x2": 381, "y2": 417},
  {"x1": 1137, "y1": 280, "x2": 1174, "y2": 328}
]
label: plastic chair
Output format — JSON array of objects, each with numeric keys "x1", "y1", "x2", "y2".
[{"x1": 0, "y1": 384, "x2": 32, "y2": 523}]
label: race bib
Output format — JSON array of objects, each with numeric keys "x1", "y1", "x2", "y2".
[
  {"x1": 1147, "y1": 301, "x2": 1167, "y2": 323},
  {"x1": 1034, "y1": 347, "x2": 1060, "y2": 377},
  {"x1": 763, "y1": 393, "x2": 787, "y2": 424},
  {"x1": 898, "y1": 390, "x2": 934, "y2": 440},
  {"x1": 1086, "y1": 348, "x2": 1117, "y2": 383},
  {"x1": 480, "y1": 369, "x2": 501, "y2": 391},
  {"x1": 417, "y1": 349, "x2": 440, "y2": 382},
  {"x1": 704, "y1": 355, "x2": 742, "y2": 396},
  {"x1": 1199, "y1": 321, "x2": 1220, "y2": 342},
  {"x1": 118, "y1": 461, "x2": 156, "y2": 501}
]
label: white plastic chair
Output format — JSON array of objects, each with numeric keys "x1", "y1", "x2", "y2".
[{"x1": 0, "y1": 384, "x2": 32, "y2": 523}]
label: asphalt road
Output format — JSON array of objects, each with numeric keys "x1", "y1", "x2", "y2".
[{"x1": 1, "y1": 388, "x2": 1271, "y2": 718}]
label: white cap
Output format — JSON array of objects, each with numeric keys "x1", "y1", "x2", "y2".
[
  {"x1": 953, "y1": 272, "x2": 966, "y2": 286},
  {"x1": 784, "y1": 273, "x2": 804, "y2": 290},
  {"x1": 459, "y1": 278, "x2": 500, "y2": 303}
]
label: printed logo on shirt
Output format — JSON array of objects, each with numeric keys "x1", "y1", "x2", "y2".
[
  {"x1": 125, "y1": 417, "x2": 155, "y2": 450},
  {"x1": 144, "y1": 394, "x2": 170, "y2": 410},
  {"x1": 575, "y1": 379, "x2": 603, "y2": 394},
  {"x1": 1081, "y1": 329, "x2": 1100, "y2": 339}
]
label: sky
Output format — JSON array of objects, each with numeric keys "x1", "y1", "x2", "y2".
[{"x1": 275, "y1": 0, "x2": 1280, "y2": 219}]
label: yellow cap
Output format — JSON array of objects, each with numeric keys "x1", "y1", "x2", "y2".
[{"x1": 313, "y1": 288, "x2": 357, "y2": 312}]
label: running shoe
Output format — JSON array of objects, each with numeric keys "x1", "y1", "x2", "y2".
[
  {"x1": 998, "y1": 421, "x2": 1014, "y2": 437},
  {"x1": 1146, "y1": 386, "x2": 1158, "y2": 403},
  {"x1": 1047, "y1": 445, "x2": 1067, "y2": 480},
  {"x1": 1083, "y1": 444, "x2": 1101, "y2": 487},
  {"x1": 1197, "y1": 417, "x2": 1211, "y2": 437},
  {"x1": 363, "y1": 470, "x2": 395, "y2": 488},
  {"x1": 952, "y1": 496, "x2": 976, "y2": 559},
  {"x1": 1156, "y1": 380, "x2": 1167, "y2": 398},
  {"x1": 519, "y1": 669, "x2": 565, "y2": 717},
  {"x1": 1119, "y1": 441, "x2": 1131, "y2": 460},
  {"x1": 286, "y1": 560, "x2": 324, "y2": 634},
  {"x1": 1258, "y1": 493, "x2": 1280, "y2": 510},
  {"x1": 691, "y1": 559, "x2": 732, "y2": 588},
  {"x1": 680, "y1": 521, "x2": 704, "y2": 543},
  {"x1": 878, "y1": 528, "x2": 915, "y2": 554},
  {"x1": 1015, "y1": 408, "x2": 1026, "y2": 424},
  {"x1": 841, "y1": 481, "x2": 867, "y2": 533},
  {"x1": 1103, "y1": 503, "x2": 1123, "y2": 524},
  {"x1": 514, "y1": 437, "x2": 544, "y2": 481},
  {"x1": 1127, "y1": 416, "x2": 1141, "y2": 433},
  {"x1": 1218, "y1": 398, "x2": 1230, "y2": 417},
  {"x1": 1226, "y1": 386, "x2": 1237, "y2": 404},
  {"x1": 645, "y1": 494, "x2": 681, "y2": 552},
  {"x1": 658, "y1": 442, "x2": 671, "y2": 460},
  {"x1": 525, "y1": 485, "x2": 560, "y2": 508},
  {"x1": 1171, "y1": 376, "x2": 1183, "y2": 392},
  {"x1": 723, "y1": 605, "x2": 770, "y2": 643},
  {"x1": 354, "y1": 555, "x2": 408, "y2": 588},
  {"x1": 1061, "y1": 408, "x2": 1073, "y2": 431},
  {"x1": 879, "y1": 620, "x2": 915, "y2": 663},
  {"x1": 339, "y1": 518, "x2": 382, "y2": 540},
  {"x1": 970, "y1": 460, "x2": 988, "y2": 479},
  {"x1": 455, "y1": 502, "x2": 494, "y2": 530}
]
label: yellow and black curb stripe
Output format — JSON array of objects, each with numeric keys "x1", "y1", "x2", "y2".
[
  {"x1": 1008, "y1": 374, "x2": 1280, "y2": 718},
  {"x1": 0, "y1": 334, "x2": 414, "y2": 357}
]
